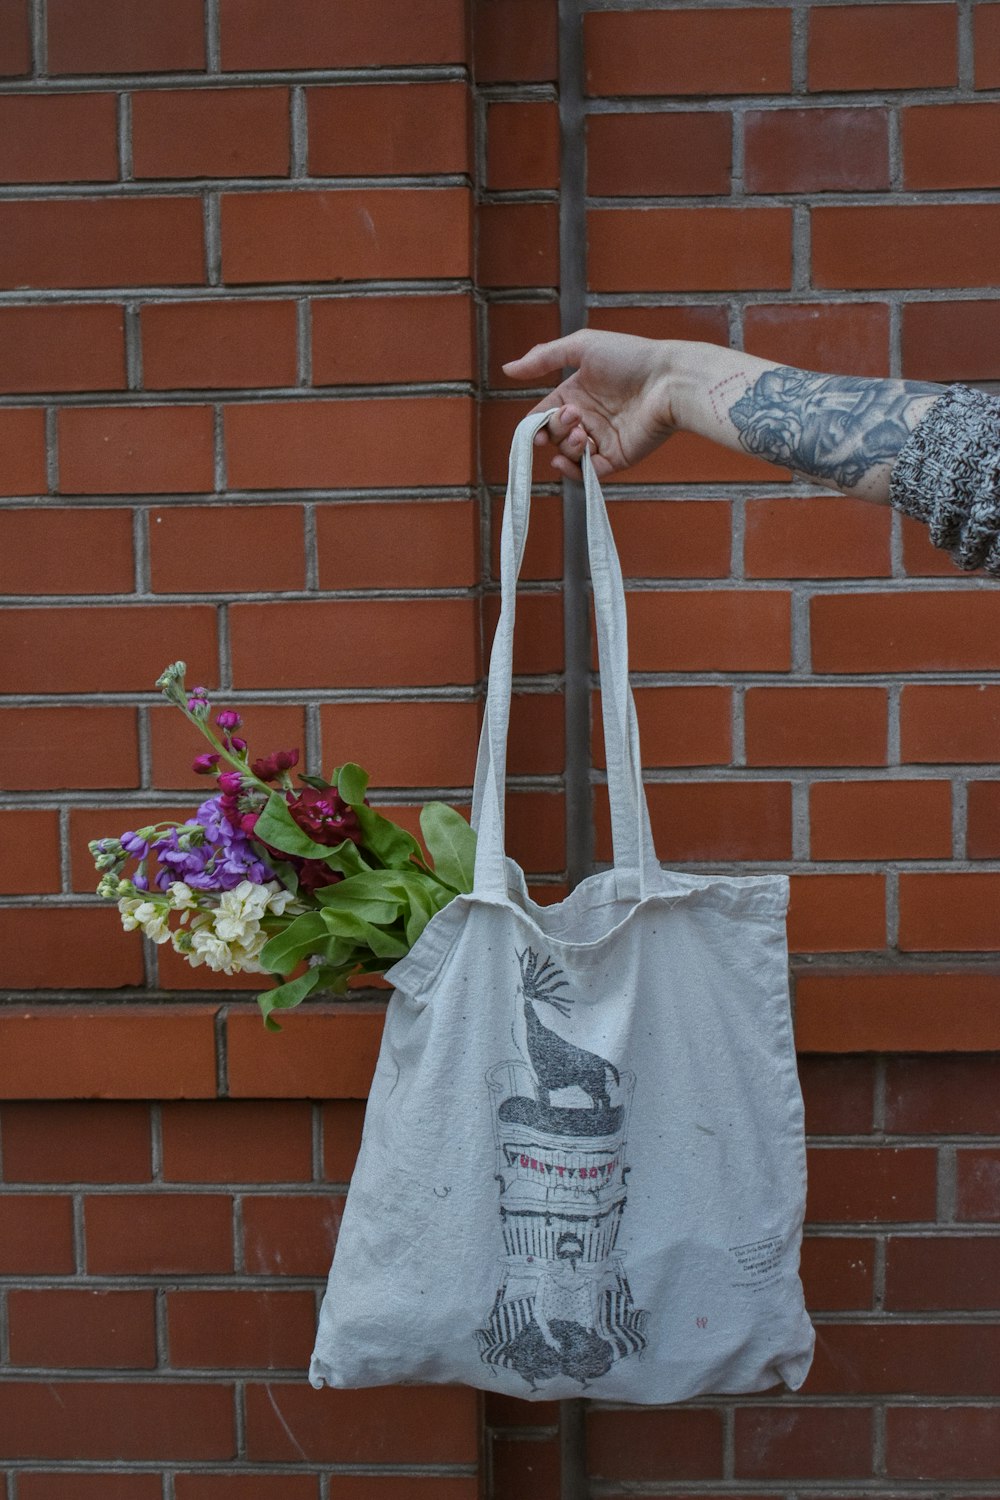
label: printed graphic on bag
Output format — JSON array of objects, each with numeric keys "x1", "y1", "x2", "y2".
[{"x1": 477, "y1": 947, "x2": 649, "y2": 1390}]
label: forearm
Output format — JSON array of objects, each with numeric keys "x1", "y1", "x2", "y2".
[{"x1": 667, "y1": 342, "x2": 945, "y2": 504}]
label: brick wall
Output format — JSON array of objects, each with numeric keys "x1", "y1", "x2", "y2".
[{"x1": 1, "y1": 0, "x2": 999, "y2": 1494}]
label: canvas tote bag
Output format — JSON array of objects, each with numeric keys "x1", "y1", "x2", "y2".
[{"x1": 310, "y1": 409, "x2": 815, "y2": 1403}]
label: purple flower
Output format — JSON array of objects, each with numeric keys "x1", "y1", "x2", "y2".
[
  {"x1": 120, "y1": 831, "x2": 150, "y2": 858},
  {"x1": 216, "y1": 710, "x2": 242, "y2": 731},
  {"x1": 193, "y1": 753, "x2": 221, "y2": 775},
  {"x1": 147, "y1": 795, "x2": 278, "y2": 893}
]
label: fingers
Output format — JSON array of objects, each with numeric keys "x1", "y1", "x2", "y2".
[{"x1": 502, "y1": 331, "x2": 590, "y2": 381}]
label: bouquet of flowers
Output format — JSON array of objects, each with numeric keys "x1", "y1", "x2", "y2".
[{"x1": 90, "y1": 662, "x2": 476, "y2": 1029}]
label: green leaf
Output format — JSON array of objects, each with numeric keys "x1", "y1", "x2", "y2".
[
  {"x1": 354, "y1": 803, "x2": 424, "y2": 870},
  {"x1": 258, "y1": 966, "x2": 323, "y2": 1032},
  {"x1": 254, "y1": 794, "x2": 332, "y2": 861},
  {"x1": 269, "y1": 859, "x2": 300, "y2": 896},
  {"x1": 403, "y1": 876, "x2": 437, "y2": 946},
  {"x1": 419, "y1": 801, "x2": 477, "y2": 893},
  {"x1": 298, "y1": 773, "x2": 334, "y2": 792},
  {"x1": 259, "y1": 911, "x2": 328, "y2": 975},
  {"x1": 319, "y1": 907, "x2": 409, "y2": 958},
  {"x1": 337, "y1": 761, "x2": 370, "y2": 805}
]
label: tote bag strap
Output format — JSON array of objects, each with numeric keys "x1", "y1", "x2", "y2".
[{"x1": 471, "y1": 409, "x2": 659, "y2": 900}]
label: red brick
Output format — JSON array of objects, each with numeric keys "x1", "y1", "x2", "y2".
[
  {"x1": 309, "y1": 82, "x2": 469, "y2": 176},
  {"x1": 904, "y1": 101, "x2": 1000, "y2": 189},
  {"x1": 798, "y1": 973, "x2": 1000, "y2": 1054},
  {"x1": 813, "y1": 591, "x2": 1000, "y2": 672},
  {"x1": 800, "y1": 1055, "x2": 876, "y2": 1134},
  {"x1": 168, "y1": 1289, "x2": 315, "y2": 1369},
  {"x1": 0, "y1": 907, "x2": 143, "y2": 989},
  {"x1": 609, "y1": 499, "x2": 732, "y2": 579},
  {"x1": 19, "y1": 1477, "x2": 163, "y2": 1500},
  {"x1": 474, "y1": 0, "x2": 556, "y2": 82},
  {"x1": 810, "y1": 780, "x2": 952, "y2": 860},
  {"x1": 967, "y1": 780, "x2": 1000, "y2": 856},
  {"x1": 899, "y1": 872, "x2": 1000, "y2": 951},
  {"x1": 0, "y1": 507, "x2": 132, "y2": 593},
  {"x1": 222, "y1": 189, "x2": 471, "y2": 284},
  {"x1": 487, "y1": 301, "x2": 561, "y2": 390},
  {"x1": 157, "y1": 942, "x2": 273, "y2": 994},
  {"x1": 745, "y1": 492, "x2": 892, "y2": 576},
  {"x1": 807, "y1": 1146, "x2": 937, "y2": 1222},
  {"x1": 149, "y1": 702, "x2": 304, "y2": 791},
  {"x1": 225, "y1": 396, "x2": 473, "y2": 490},
  {"x1": 590, "y1": 303, "x2": 732, "y2": 346},
  {"x1": 161, "y1": 1100, "x2": 313, "y2": 1183},
  {"x1": 586, "y1": 1408, "x2": 724, "y2": 1481},
  {"x1": 0, "y1": 810, "x2": 60, "y2": 895},
  {"x1": 957, "y1": 1148, "x2": 1000, "y2": 1220},
  {"x1": 312, "y1": 294, "x2": 475, "y2": 386},
  {"x1": 809, "y1": 4, "x2": 957, "y2": 90},
  {"x1": 488, "y1": 100, "x2": 559, "y2": 190},
  {"x1": 787, "y1": 873, "x2": 886, "y2": 953},
  {"x1": 595, "y1": 685, "x2": 731, "y2": 769},
  {"x1": 734, "y1": 1406, "x2": 873, "y2": 1479},
  {"x1": 585, "y1": 8, "x2": 792, "y2": 96},
  {"x1": 622, "y1": 590, "x2": 791, "y2": 672},
  {"x1": 0, "y1": 604, "x2": 216, "y2": 692},
  {"x1": 901, "y1": 510, "x2": 966, "y2": 576},
  {"x1": 596, "y1": 780, "x2": 792, "y2": 863},
  {"x1": 488, "y1": 491, "x2": 563, "y2": 581},
  {"x1": 0, "y1": 407, "x2": 46, "y2": 494},
  {"x1": 885, "y1": 1236, "x2": 1000, "y2": 1309},
  {"x1": 321, "y1": 1100, "x2": 366, "y2": 1181},
  {"x1": 976, "y1": 2, "x2": 1000, "y2": 86},
  {"x1": 315, "y1": 500, "x2": 477, "y2": 590},
  {"x1": 746, "y1": 107, "x2": 889, "y2": 193},
  {"x1": 589, "y1": 207, "x2": 791, "y2": 292},
  {"x1": 813, "y1": 205, "x2": 1000, "y2": 290},
  {"x1": 150, "y1": 504, "x2": 304, "y2": 591},
  {"x1": 493, "y1": 1432, "x2": 560, "y2": 1494},
  {"x1": 221, "y1": 0, "x2": 466, "y2": 69},
  {"x1": 59, "y1": 404, "x2": 214, "y2": 495},
  {"x1": 0, "y1": 1006, "x2": 218, "y2": 1100},
  {"x1": 244, "y1": 1382, "x2": 478, "y2": 1464},
  {"x1": 0, "y1": 197, "x2": 203, "y2": 290},
  {"x1": 316, "y1": 700, "x2": 477, "y2": 789},
  {"x1": 225, "y1": 1004, "x2": 383, "y2": 1098},
  {"x1": 142, "y1": 300, "x2": 297, "y2": 391},
  {"x1": 902, "y1": 684, "x2": 1000, "y2": 762},
  {"x1": 0, "y1": 1195, "x2": 74, "y2": 1273},
  {"x1": 486, "y1": 1393, "x2": 561, "y2": 1428},
  {"x1": 323, "y1": 1483, "x2": 473, "y2": 1500},
  {"x1": 0, "y1": 92, "x2": 117, "y2": 182},
  {"x1": 887, "y1": 1406, "x2": 1000, "y2": 1479},
  {"x1": 587, "y1": 113, "x2": 732, "y2": 197},
  {"x1": 0, "y1": 0, "x2": 29, "y2": 75},
  {"x1": 86, "y1": 1192, "x2": 233, "y2": 1273},
  {"x1": 744, "y1": 302, "x2": 890, "y2": 377},
  {"x1": 239, "y1": 1194, "x2": 341, "y2": 1278},
  {"x1": 811, "y1": 1322, "x2": 1000, "y2": 1395},
  {"x1": 887, "y1": 1054, "x2": 1000, "y2": 1130},
  {"x1": 47, "y1": 0, "x2": 205, "y2": 72},
  {"x1": 0, "y1": 1382, "x2": 233, "y2": 1461},
  {"x1": 0, "y1": 303, "x2": 124, "y2": 394},
  {"x1": 479, "y1": 202, "x2": 559, "y2": 289},
  {"x1": 0, "y1": 706, "x2": 139, "y2": 792},
  {"x1": 746, "y1": 687, "x2": 886, "y2": 767},
  {"x1": 230, "y1": 599, "x2": 477, "y2": 689},
  {"x1": 800, "y1": 1235, "x2": 875, "y2": 1311},
  {"x1": 133, "y1": 87, "x2": 289, "y2": 179},
  {"x1": 0, "y1": 1100, "x2": 150, "y2": 1180},
  {"x1": 7, "y1": 1289, "x2": 156, "y2": 1369},
  {"x1": 175, "y1": 1479, "x2": 318, "y2": 1500},
  {"x1": 903, "y1": 300, "x2": 1000, "y2": 382}
]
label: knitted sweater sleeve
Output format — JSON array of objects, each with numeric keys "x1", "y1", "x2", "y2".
[{"x1": 889, "y1": 383, "x2": 1000, "y2": 577}]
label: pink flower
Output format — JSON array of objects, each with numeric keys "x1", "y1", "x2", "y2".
[
  {"x1": 217, "y1": 772, "x2": 243, "y2": 795},
  {"x1": 193, "y1": 752, "x2": 221, "y2": 775},
  {"x1": 216, "y1": 710, "x2": 242, "y2": 731}
]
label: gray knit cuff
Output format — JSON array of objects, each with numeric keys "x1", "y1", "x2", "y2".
[{"x1": 889, "y1": 383, "x2": 1000, "y2": 577}]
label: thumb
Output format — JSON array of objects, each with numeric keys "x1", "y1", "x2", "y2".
[{"x1": 502, "y1": 330, "x2": 590, "y2": 380}]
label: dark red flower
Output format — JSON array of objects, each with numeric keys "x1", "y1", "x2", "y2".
[
  {"x1": 251, "y1": 747, "x2": 300, "y2": 782},
  {"x1": 287, "y1": 786, "x2": 362, "y2": 847}
]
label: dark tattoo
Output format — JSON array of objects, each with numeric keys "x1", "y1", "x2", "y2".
[{"x1": 728, "y1": 367, "x2": 945, "y2": 490}]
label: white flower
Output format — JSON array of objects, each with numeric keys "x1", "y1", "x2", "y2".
[
  {"x1": 189, "y1": 927, "x2": 238, "y2": 973},
  {"x1": 118, "y1": 896, "x2": 170, "y2": 943},
  {"x1": 118, "y1": 897, "x2": 144, "y2": 932},
  {"x1": 167, "y1": 881, "x2": 197, "y2": 910}
]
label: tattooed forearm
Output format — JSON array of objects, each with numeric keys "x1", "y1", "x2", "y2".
[{"x1": 728, "y1": 368, "x2": 945, "y2": 491}]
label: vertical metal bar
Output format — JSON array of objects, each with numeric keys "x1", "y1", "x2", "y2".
[{"x1": 558, "y1": 3, "x2": 592, "y2": 1498}]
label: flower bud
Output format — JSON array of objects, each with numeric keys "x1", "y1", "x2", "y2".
[
  {"x1": 193, "y1": 752, "x2": 221, "y2": 775},
  {"x1": 121, "y1": 830, "x2": 150, "y2": 858},
  {"x1": 275, "y1": 748, "x2": 300, "y2": 772},
  {"x1": 216, "y1": 710, "x2": 242, "y2": 731},
  {"x1": 230, "y1": 736, "x2": 247, "y2": 753},
  {"x1": 187, "y1": 686, "x2": 211, "y2": 719},
  {"x1": 218, "y1": 771, "x2": 244, "y2": 795}
]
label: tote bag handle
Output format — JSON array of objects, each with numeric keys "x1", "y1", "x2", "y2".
[{"x1": 471, "y1": 409, "x2": 659, "y2": 900}]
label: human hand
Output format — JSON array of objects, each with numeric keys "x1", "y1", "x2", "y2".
[{"x1": 502, "y1": 328, "x2": 680, "y2": 480}]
